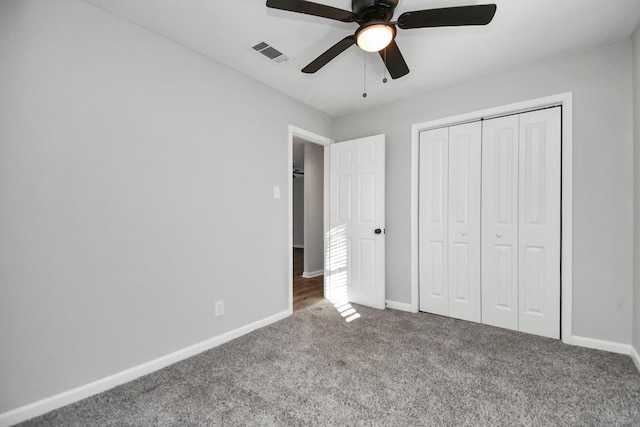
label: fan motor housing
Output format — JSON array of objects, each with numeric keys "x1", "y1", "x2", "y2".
[{"x1": 352, "y1": 0, "x2": 398, "y2": 23}]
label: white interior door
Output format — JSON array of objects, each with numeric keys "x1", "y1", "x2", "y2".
[
  {"x1": 419, "y1": 127, "x2": 449, "y2": 315},
  {"x1": 328, "y1": 135, "x2": 385, "y2": 309},
  {"x1": 448, "y1": 122, "x2": 482, "y2": 322},
  {"x1": 481, "y1": 115, "x2": 520, "y2": 330},
  {"x1": 518, "y1": 108, "x2": 561, "y2": 339}
]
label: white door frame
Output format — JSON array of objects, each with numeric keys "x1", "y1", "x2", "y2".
[
  {"x1": 410, "y1": 93, "x2": 574, "y2": 343},
  {"x1": 288, "y1": 126, "x2": 334, "y2": 313}
]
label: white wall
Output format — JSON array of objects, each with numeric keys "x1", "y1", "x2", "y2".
[
  {"x1": 303, "y1": 143, "x2": 324, "y2": 274},
  {"x1": 633, "y1": 26, "x2": 640, "y2": 355},
  {"x1": 334, "y1": 42, "x2": 634, "y2": 345},
  {"x1": 0, "y1": 0, "x2": 332, "y2": 414}
]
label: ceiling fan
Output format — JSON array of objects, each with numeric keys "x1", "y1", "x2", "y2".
[{"x1": 266, "y1": 0, "x2": 497, "y2": 79}]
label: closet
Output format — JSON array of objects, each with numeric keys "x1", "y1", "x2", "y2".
[{"x1": 418, "y1": 107, "x2": 561, "y2": 339}]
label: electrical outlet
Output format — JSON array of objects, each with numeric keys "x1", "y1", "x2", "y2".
[{"x1": 215, "y1": 300, "x2": 224, "y2": 317}]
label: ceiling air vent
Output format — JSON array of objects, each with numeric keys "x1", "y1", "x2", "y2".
[{"x1": 252, "y1": 41, "x2": 291, "y2": 65}]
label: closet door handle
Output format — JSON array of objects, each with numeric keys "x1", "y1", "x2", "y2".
[
  {"x1": 496, "y1": 233, "x2": 503, "y2": 238},
  {"x1": 460, "y1": 231, "x2": 467, "y2": 236}
]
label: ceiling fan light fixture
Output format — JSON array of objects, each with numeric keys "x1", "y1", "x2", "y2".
[{"x1": 355, "y1": 23, "x2": 395, "y2": 52}]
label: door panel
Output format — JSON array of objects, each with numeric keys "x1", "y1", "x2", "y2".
[
  {"x1": 494, "y1": 244, "x2": 515, "y2": 307},
  {"x1": 329, "y1": 135, "x2": 385, "y2": 309},
  {"x1": 419, "y1": 127, "x2": 449, "y2": 315},
  {"x1": 337, "y1": 175, "x2": 352, "y2": 222},
  {"x1": 360, "y1": 238, "x2": 376, "y2": 288},
  {"x1": 518, "y1": 108, "x2": 561, "y2": 339},
  {"x1": 450, "y1": 242, "x2": 470, "y2": 299},
  {"x1": 447, "y1": 122, "x2": 481, "y2": 322},
  {"x1": 359, "y1": 173, "x2": 376, "y2": 222},
  {"x1": 482, "y1": 115, "x2": 519, "y2": 330}
]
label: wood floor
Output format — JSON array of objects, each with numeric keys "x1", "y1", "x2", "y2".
[{"x1": 293, "y1": 248, "x2": 324, "y2": 311}]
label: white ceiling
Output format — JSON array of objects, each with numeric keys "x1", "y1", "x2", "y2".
[{"x1": 84, "y1": 0, "x2": 640, "y2": 117}]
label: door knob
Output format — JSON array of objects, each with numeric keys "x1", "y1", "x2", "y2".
[
  {"x1": 374, "y1": 228, "x2": 382, "y2": 234},
  {"x1": 496, "y1": 233, "x2": 503, "y2": 238},
  {"x1": 460, "y1": 231, "x2": 467, "y2": 236}
]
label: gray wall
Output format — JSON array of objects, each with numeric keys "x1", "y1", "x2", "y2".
[
  {"x1": 0, "y1": 0, "x2": 332, "y2": 413},
  {"x1": 303, "y1": 143, "x2": 325, "y2": 274},
  {"x1": 334, "y1": 42, "x2": 635, "y2": 345},
  {"x1": 293, "y1": 177, "x2": 304, "y2": 247},
  {"x1": 633, "y1": 26, "x2": 640, "y2": 354}
]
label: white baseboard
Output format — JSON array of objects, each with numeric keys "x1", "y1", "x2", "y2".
[
  {"x1": 568, "y1": 335, "x2": 632, "y2": 355},
  {"x1": 385, "y1": 300, "x2": 416, "y2": 313},
  {"x1": 631, "y1": 346, "x2": 640, "y2": 373},
  {"x1": 302, "y1": 269, "x2": 323, "y2": 279},
  {"x1": 0, "y1": 309, "x2": 291, "y2": 427},
  {"x1": 292, "y1": 244, "x2": 304, "y2": 249}
]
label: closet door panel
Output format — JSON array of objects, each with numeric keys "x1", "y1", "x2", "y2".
[
  {"x1": 482, "y1": 115, "x2": 519, "y2": 331},
  {"x1": 419, "y1": 128, "x2": 449, "y2": 315},
  {"x1": 447, "y1": 122, "x2": 481, "y2": 322},
  {"x1": 518, "y1": 108, "x2": 561, "y2": 339}
]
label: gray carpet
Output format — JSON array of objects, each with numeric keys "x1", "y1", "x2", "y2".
[{"x1": 19, "y1": 300, "x2": 640, "y2": 426}]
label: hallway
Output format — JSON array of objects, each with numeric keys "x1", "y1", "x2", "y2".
[{"x1": 292, "y1": 248, "x2": 323, "y2": 311}]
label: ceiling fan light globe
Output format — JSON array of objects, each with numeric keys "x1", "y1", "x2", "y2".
[{"x1": 356, "y1": 24, "x2": 395, "y2": 52}]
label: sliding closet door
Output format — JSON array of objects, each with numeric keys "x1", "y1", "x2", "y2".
[
  {"x1": 419, "y1": 127, "x2": 449, "y2": 316},
  {"x1": 481, "y1": 115, "x2": 519, "y2": 331},
  {"x1": 447, "y1": 122, "x2": 482, "y2": 322},
  {"x1": 518, "y1": 108, "x2": 561, "y2": 339}
]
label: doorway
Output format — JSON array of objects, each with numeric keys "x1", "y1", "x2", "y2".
[{"x1": 288, "y1": 126, "x2": 333, "y2": 312}]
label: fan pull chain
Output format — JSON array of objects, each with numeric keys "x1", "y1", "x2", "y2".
[
  {"x1": 383, "y1": 48, "x2": 388, "y2": 84},
  {"x1": 362, "y1": 53, "x2": 367, "y2": 98}
]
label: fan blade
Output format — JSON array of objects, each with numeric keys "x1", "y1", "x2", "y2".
[
  {"x1": 266, "y1": 0, "x2": 354, "y2": 22},
  {"x1": 302, "y1": 36, "x2": 356, "y2": 73},
  {"x1": 398, "y1": 4, "x2": 497, "y2": 29},
  {"x1": 379, "y1": 40, "x2": 409, "y2": 79}
]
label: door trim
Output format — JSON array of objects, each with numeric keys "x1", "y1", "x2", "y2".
[
  {"x1": 410, "y1": 92, "x2": 573, "y2": 343},
  {"x1": 288, "y1": 126, "x2": 334, "y2": 313}
]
